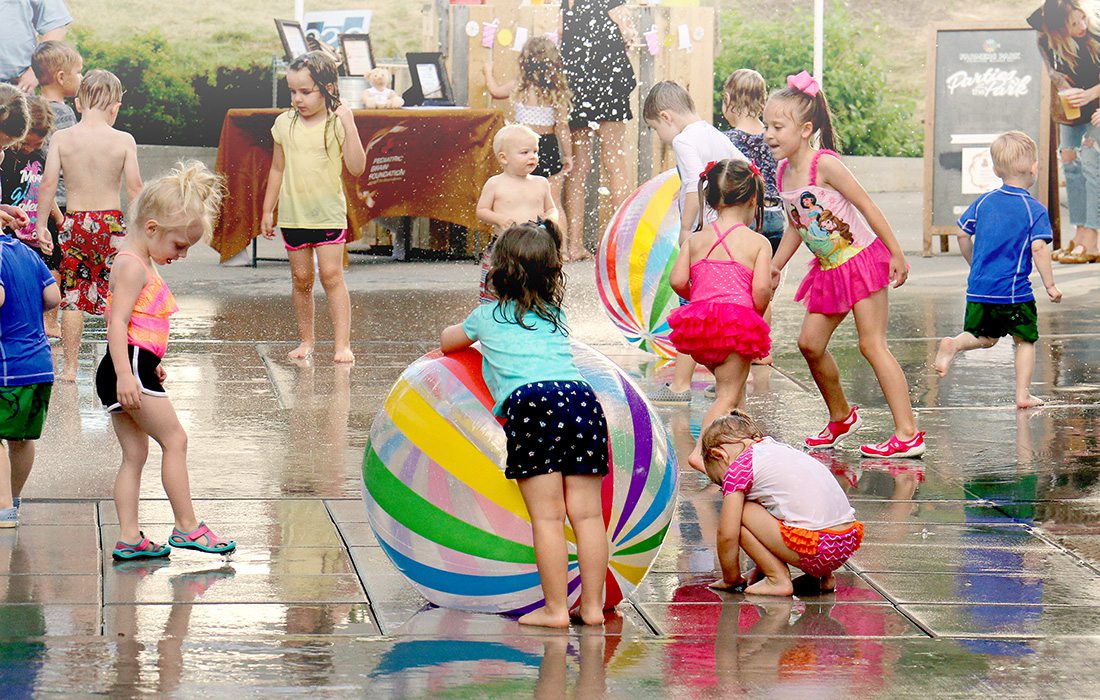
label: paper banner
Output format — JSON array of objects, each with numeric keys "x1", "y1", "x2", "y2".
[
  {"x1": 482, "y1": 21, "x2": 498, "y2": 49},
  {"x1": 644, "y1": 25, "x2": 660, "y2": 56},
  {"x1": 677, "y1": 24, "x2": 691, "y2": 51},
  {"x1": 512, "y1": 26, "x2": 529, "y2": 53}
]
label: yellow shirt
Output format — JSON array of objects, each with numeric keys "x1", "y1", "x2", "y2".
[{"x1": 271, "y1": 111, "x2": 348, "y2": 229}]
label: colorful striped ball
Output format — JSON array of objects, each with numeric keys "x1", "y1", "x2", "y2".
[
  {"x1": 596, "y1": 169, "x2": 682, "y2": 358},
  {"x1": 362, "y1": 342, "x2": 678, "y2": 614}
]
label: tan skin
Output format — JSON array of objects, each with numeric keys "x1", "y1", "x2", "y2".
[
  {"x1": 260, "y1": 68, "x2": 366, "y2": 364},
  {"x1": 13, "y1": 25, "x2": 69, "y2": 93},
  {"x1": 764, "y1": 99, "x2": 918, "y2": 442},
  {"x1": 476, "y1": 133, "x2": 559, "y2": 231}
]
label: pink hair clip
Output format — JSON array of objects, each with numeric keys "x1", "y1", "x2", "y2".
[
  {"x1": 747, "y1": 161, "x2": 761, "y2": 178},
  {"x1": 787, "y1": 70, "x2": 820, "y2": 98}
]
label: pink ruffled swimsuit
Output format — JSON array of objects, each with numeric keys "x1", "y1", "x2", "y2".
[
  {"x1": 667, "y1": 223, "x2": 771, "y2": 366},
  {"x1": 777, "y1": 149, "x2": 892, "y2": 314}
]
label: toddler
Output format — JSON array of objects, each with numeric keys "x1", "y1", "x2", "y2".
[
  {"x1": 934, "y1": 131, "x2": 1062, "y2": 407},
  {"x1": 31, "y1": 40, "x2": 82, "y2": 212},
  {"x1": 702, "y1": 410, "x2": 864, "y2": 596}
]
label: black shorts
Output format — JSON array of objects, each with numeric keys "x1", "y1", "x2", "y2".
[
  {"x1": 501, "y1": 380, "x2": 610, "y2": 480},
  {"x1": 280, "y1": 228, "x2": 348, "y2": 251},
  {"x1": 963, "y1": 300, "x2": 1039, "y2": 343},
  {"x1": 95, "y1": 345, "x2": 167, "y2": 413},
  {"x1": 532, "y1": 133, "x2": 563, "y2": 178}
]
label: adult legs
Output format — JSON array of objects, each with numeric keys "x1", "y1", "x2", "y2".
[
  {"x1": 596, "y1": 121, "x2": 630, "y2": 213},
  {"x1": 315, "y1": 244, "x2": 354, "y2": 364},
  {"x1": 58, "y1": 310, "x2": 83, "y2": 381},
  {"x1": 287, "y1": 248, "x2": 316, "y2": 359},
  {"x1": 797, "y1": 311, "x2": 849, "y2": 421},
  {"x1": 516, "y1": 472, "x2": 571, "y2": 628},
  {"x1": 851, "y1": 289, "x2": 917, "y2": 440},
  {"x1": 564, "y1": 126, "x2": 593, "y2": 261},
  {"x1": 564, "y1": 474, "x2": 607, "y2": 624},
  {"x1": 548, "y1": 171, "x2": 568, "y2": 240}
]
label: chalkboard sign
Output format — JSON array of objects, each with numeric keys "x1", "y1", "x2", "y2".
[{"x1": 923, "y1": 25, "x2": 1052, "y2": 255}]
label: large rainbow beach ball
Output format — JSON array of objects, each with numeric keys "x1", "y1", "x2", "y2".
[
  {"x1": 596, "y1": 169, "x2": 682, "y2": 358},
  {"x1": 362, "y1": 342, "x2": 678, "y2": 615}
]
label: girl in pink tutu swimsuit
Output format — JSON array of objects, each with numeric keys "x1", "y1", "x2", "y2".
[
  {"x1": 766, "y1": 71, "x2": 924, "y2": 459},
  {"x1": 667, "y1": 159, "x2": 773, "y2": 470}
]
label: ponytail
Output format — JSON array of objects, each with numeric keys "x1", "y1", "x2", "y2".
[
  {"x1": 770, "y1": 77, "x2": 840, "y2": 154},
  {"x1": 695, "y1": 159, "x2": 766, "y2": 232}
]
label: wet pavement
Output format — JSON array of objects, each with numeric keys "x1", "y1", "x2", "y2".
[{"x1": 3, "y1": 230, "x2": 1100, "y2": 697}]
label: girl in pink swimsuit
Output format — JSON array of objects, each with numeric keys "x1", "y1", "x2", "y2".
[
  {"x1": 667, "y1": 159, "x2": 773, "y2": 470},
  {"x1": 766, "y1": 71, "x2": 924, "y2": 459}
]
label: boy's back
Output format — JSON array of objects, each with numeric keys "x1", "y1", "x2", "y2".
[
  {"x1": 51, "y1": 122, "x2": 137, "y2": 211},
  {"x1": 959, "y1": 185, "x2": 1052, "y2": 304},
  {"x1": 672, "y1": 121, "x2": 743, "y2": 208}
]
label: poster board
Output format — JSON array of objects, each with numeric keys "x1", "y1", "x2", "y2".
[{"x1": 923, "y1": 25, "x2": 1051, "y2": 256}]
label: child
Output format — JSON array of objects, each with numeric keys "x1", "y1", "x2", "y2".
[
  {"x1": 0, "y1": 127, "x2": 62, "y2": 527},
  {"x1": 484, "y1": 37, "x2": 574, "y2": 253},
  {"x1": 702, "y1": 410, "x2": 863, "y2": 596},
  {"x1": 94, "y1": 161, "x2": 236, "y2": 559},
  {"x1": 440, "y1": 220, "x2": 609, "y2": 628},
  {"x1": 642, "y1": 81, "x2": 746, "y2": 405},
  {"x1": 0, "y1": 95, "x2": 64, "y2": 335},
  {"x1": 475, "y1": 124, "x2": 559, "y2": 303},
  {"x1": 35, "y1": 69, "x2": 143, "y2": 383},
  {"x1": 667, "y1": 159, "x2": 772, "y2": 470},
  {"x1": 934, "y1": 131, "x2": 1062, "y2": 407},
  {"x1": 767, "y1": 71, "x2": 924, "y2": 458},
  {"x1": 261, "y1": 51, "x2": 366, "y2": 364},
  {"x1": 32, "y1": 40, "x2": 82, "y2": 213}
]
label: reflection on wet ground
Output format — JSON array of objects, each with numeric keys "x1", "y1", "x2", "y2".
[{"x1": 3, "y1": 251, "x2": 1100, "y2": 695}]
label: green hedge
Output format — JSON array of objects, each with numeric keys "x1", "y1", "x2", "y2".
[{"x1": 714, "y1": 3, "x2": 922, "y2": 157}]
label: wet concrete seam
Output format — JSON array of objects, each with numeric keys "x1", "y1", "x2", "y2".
[
  {"x1": 257, "y1": 344, "x2": 291, "y2": 410},
  {"x1": 1024, "y1": 526, "x2": 1100, "y2": 578},
  {"x1": 95, "y1": 500, "x2": 105, "y2": 637},
  {"x1": 847, "y1": 567, "x2": 937, "y2": 639},
  {"x1": 622, "y1": 593, "x2": 664, "y2": 637},
  {"x1": 323, "y1": 499, "x2": 387, "y2": 637}
]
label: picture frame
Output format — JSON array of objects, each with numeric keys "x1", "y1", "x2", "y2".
[
  {"x1": 405, "y1": 52, "x2": 455, "y2": 106},
  {"x1": 340, "y1": 33, "x2": 375, "y2": 76},
  {"x1": 274, "y1": 19, "x2": 309, "y2": 62}
]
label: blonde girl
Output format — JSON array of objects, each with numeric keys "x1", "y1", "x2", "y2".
[
  {"x1": 261, "y1": 51, "x2": 366, "y2": 363},
  {"x1": 95, "y1": 162, "x2": 236, "y2": 559},
  {"x1": 484, "y1": 37, "x2": 575, "y2": 256}
]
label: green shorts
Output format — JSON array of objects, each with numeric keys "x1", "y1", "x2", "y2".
[
  {"x1": 0, "y1": 383, "x2": 53, "y2": 441},
  {"x1": 963, "y1": 300, "x2": 1039, "y2": 343}
]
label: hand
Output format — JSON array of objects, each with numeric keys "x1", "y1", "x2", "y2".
[
  {"x1": 709, "y1": 577, "x2": 748, "y2": 593},
  {"x1": 482, "y1": 62, "x2": 493, "y2": 78},
  {"x1": 0, "y1": 210, "x2": 14, "y2": 229},
  {"x1": 116, "y1": 374, "x2": 142, "y2": 411},
  {"x1": 155, "y1": 365, "x2": 168, "y2": 383},
  {"x1": 770, "y1": 265, "x2": 782, "y2": 290},
  {"x1": 1047, "y1": 284, "x2": 1063, "y2": 303},
  {"x1": 1091, "y1": 109, "x2": 1100, "y2": 128},
  {"x1": 38, "y1": 229, "x2": 54, "y2": 255},
  {"x1": 14, "y1": 67, "x2": 38, "y2": 93},
  {"x1": 889, "y1": 252, "x2": 909, "y2": 287},
  {"x1": 333, "y1": 103, "x2": 354, "y2": 122},
  {"x1": 0, "y1": 205, "x2": 28, "y2": 230},
  {"x1": 261, "y1": 211, "x2": 276, "y2": 240},
  {"x1": 561, "y1": 154, "x2": 574, "y2": 175},
  {"x1": 1066, "y1": 87, "x2": 1094, "y2": 108}
]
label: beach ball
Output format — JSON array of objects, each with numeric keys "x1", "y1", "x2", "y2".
[
  {"x1": 362, "y1": 342, "x2": 678, "y2": 615},
  {"x1": 596, "y1": 169, "x2": 682, "y2": 358}
]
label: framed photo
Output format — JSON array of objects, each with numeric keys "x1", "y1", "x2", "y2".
[
  {"x1": 340, "y1": 34, "x2": 375, "y2": 76},
  {"x1": 406, "y1": 52, "x2": 455, "y2": 106},
  {"x1": 304, "y1": 10, "x2": 372, "y2": 50},
  {"x1": 274, "y1": 19, "x2": 309, "y2": 62}
]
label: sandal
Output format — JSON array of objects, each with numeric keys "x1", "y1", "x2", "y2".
[
  {"x1": 113, "y1": 532, "x2": 171, "y2": 560},
  {"x1": 1051, "y1": 239, "x2": 1077, "y2": 261},
  {"x1": 168, "y1": 522, "x2": 236, "y2": 555}
]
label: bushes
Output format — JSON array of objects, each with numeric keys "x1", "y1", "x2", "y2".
[{"x1": 714, "y1": 2, "x2": 922, "y2": 157}]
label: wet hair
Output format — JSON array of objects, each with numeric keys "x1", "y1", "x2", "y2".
[
  {"x1": 24, "y1": 94, "x2": 54, "y2": 139},
  {"x1": 516, "y1": 36, "x2": 572, "y2": 115},
  {"x1": 129, "y1": 160, "x2": 226, "y2": 244},
  {"x1": 488, "y1": 220, "x2": 568, "y2": 333},
  {"x1": 1036, "y1": 0, "x2": 1100, "y2": 73},
  {"x1": 768, "y1": 81, "x2": 839, "y2": 153},
  {"x1": 493, "y1": 123, "x2": 539, "y2": 154},
  {"x1": 642, "y1": 80, "x2": 695, "y2": 121},
  {"x1": 696, "y1": 159, "x2": 765, "y2": 232},
  {"x1": 989, "y1": 130, "x2": 1038, "y2": 178},
  {"x1": 818, "y1": 210, "x2": 853, "y2": 243},
  {"x1": 31, "y1": 40, "x2": 81, "y2": 85},
  {"x1": 0, "y1": 84, "x2": 30, "y2": 142},
  {"x1": 701, "y1": 409, "x2": 766, "y2": 485},
  {"x1": 287, "y1": 51, "x2": 343, "y2": 158},
  {"x1": 77, "y1": 69, "x2": 123, "y2": 111},
  {"x1": 723, "y1": 69, "x2": 767, "y2": 121}
]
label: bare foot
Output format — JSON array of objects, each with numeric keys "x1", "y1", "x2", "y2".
[
  {"x1": 1017, "y1": 394, "x2": 1045, "y2": 409},
  {"x1": 576, "y1": 605, "x2": 605, "y2": 626},
  {"x1": 288, "y1": 343, "x2": 314, "y2": 360},
  {"x1": 56, "y1": 370, "x2": 76, "y2": 383},
  {"x1": 334, "y1": 348, "x2": 355, "y2": 365},
  {"x1": 933, "y1": 337, "x2": 957, "y2": 378},
  {"x1": 744, "y1": 575, "x2": 794, "y2": 596},
  {"x1": 518, "y1": 607, "x2": 570, "y2": 628}
]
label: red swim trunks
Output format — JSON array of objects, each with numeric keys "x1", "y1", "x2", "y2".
[
  {"x1": 59, "y1": 210, "x2": 124, "y2": 315},
  {"x1": 780, "y1": 521, "x2": 864, "y2": 578}
]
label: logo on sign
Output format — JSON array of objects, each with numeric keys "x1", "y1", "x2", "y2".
[{"x1": 946, "y1": 69, "x2": 1031, "y2": 97}]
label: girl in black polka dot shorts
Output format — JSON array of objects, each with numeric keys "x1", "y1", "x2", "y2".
[{"x1": 441, "y1": 219, "x2": 610, "y2": 629}]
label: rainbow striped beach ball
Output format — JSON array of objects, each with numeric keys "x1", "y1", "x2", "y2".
[
  {"x1": 596, "y1": 169, "x2": 682, "y2": 358},
  {"x1": 362, "y1": 342, "x2": 678, "y2": 615}
]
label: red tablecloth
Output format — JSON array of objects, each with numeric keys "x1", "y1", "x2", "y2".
[{"x1": 211, "y1": 108, "x2": 505, "y2": 261}]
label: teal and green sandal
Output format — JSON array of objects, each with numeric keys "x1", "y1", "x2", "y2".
[{"x1": 113, "y1": 532, "x2": 171, "y2": 560}]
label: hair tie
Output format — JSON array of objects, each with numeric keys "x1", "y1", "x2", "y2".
[
  {"x1": 747, "y1": 161, "x2": 761, "y2": 178},
  {"x1": 700, "y1": 160, "x2": 718, "y2": 180},
  {"x1": 787, "y1": 70, "x2": 820, "y2": 98}
]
